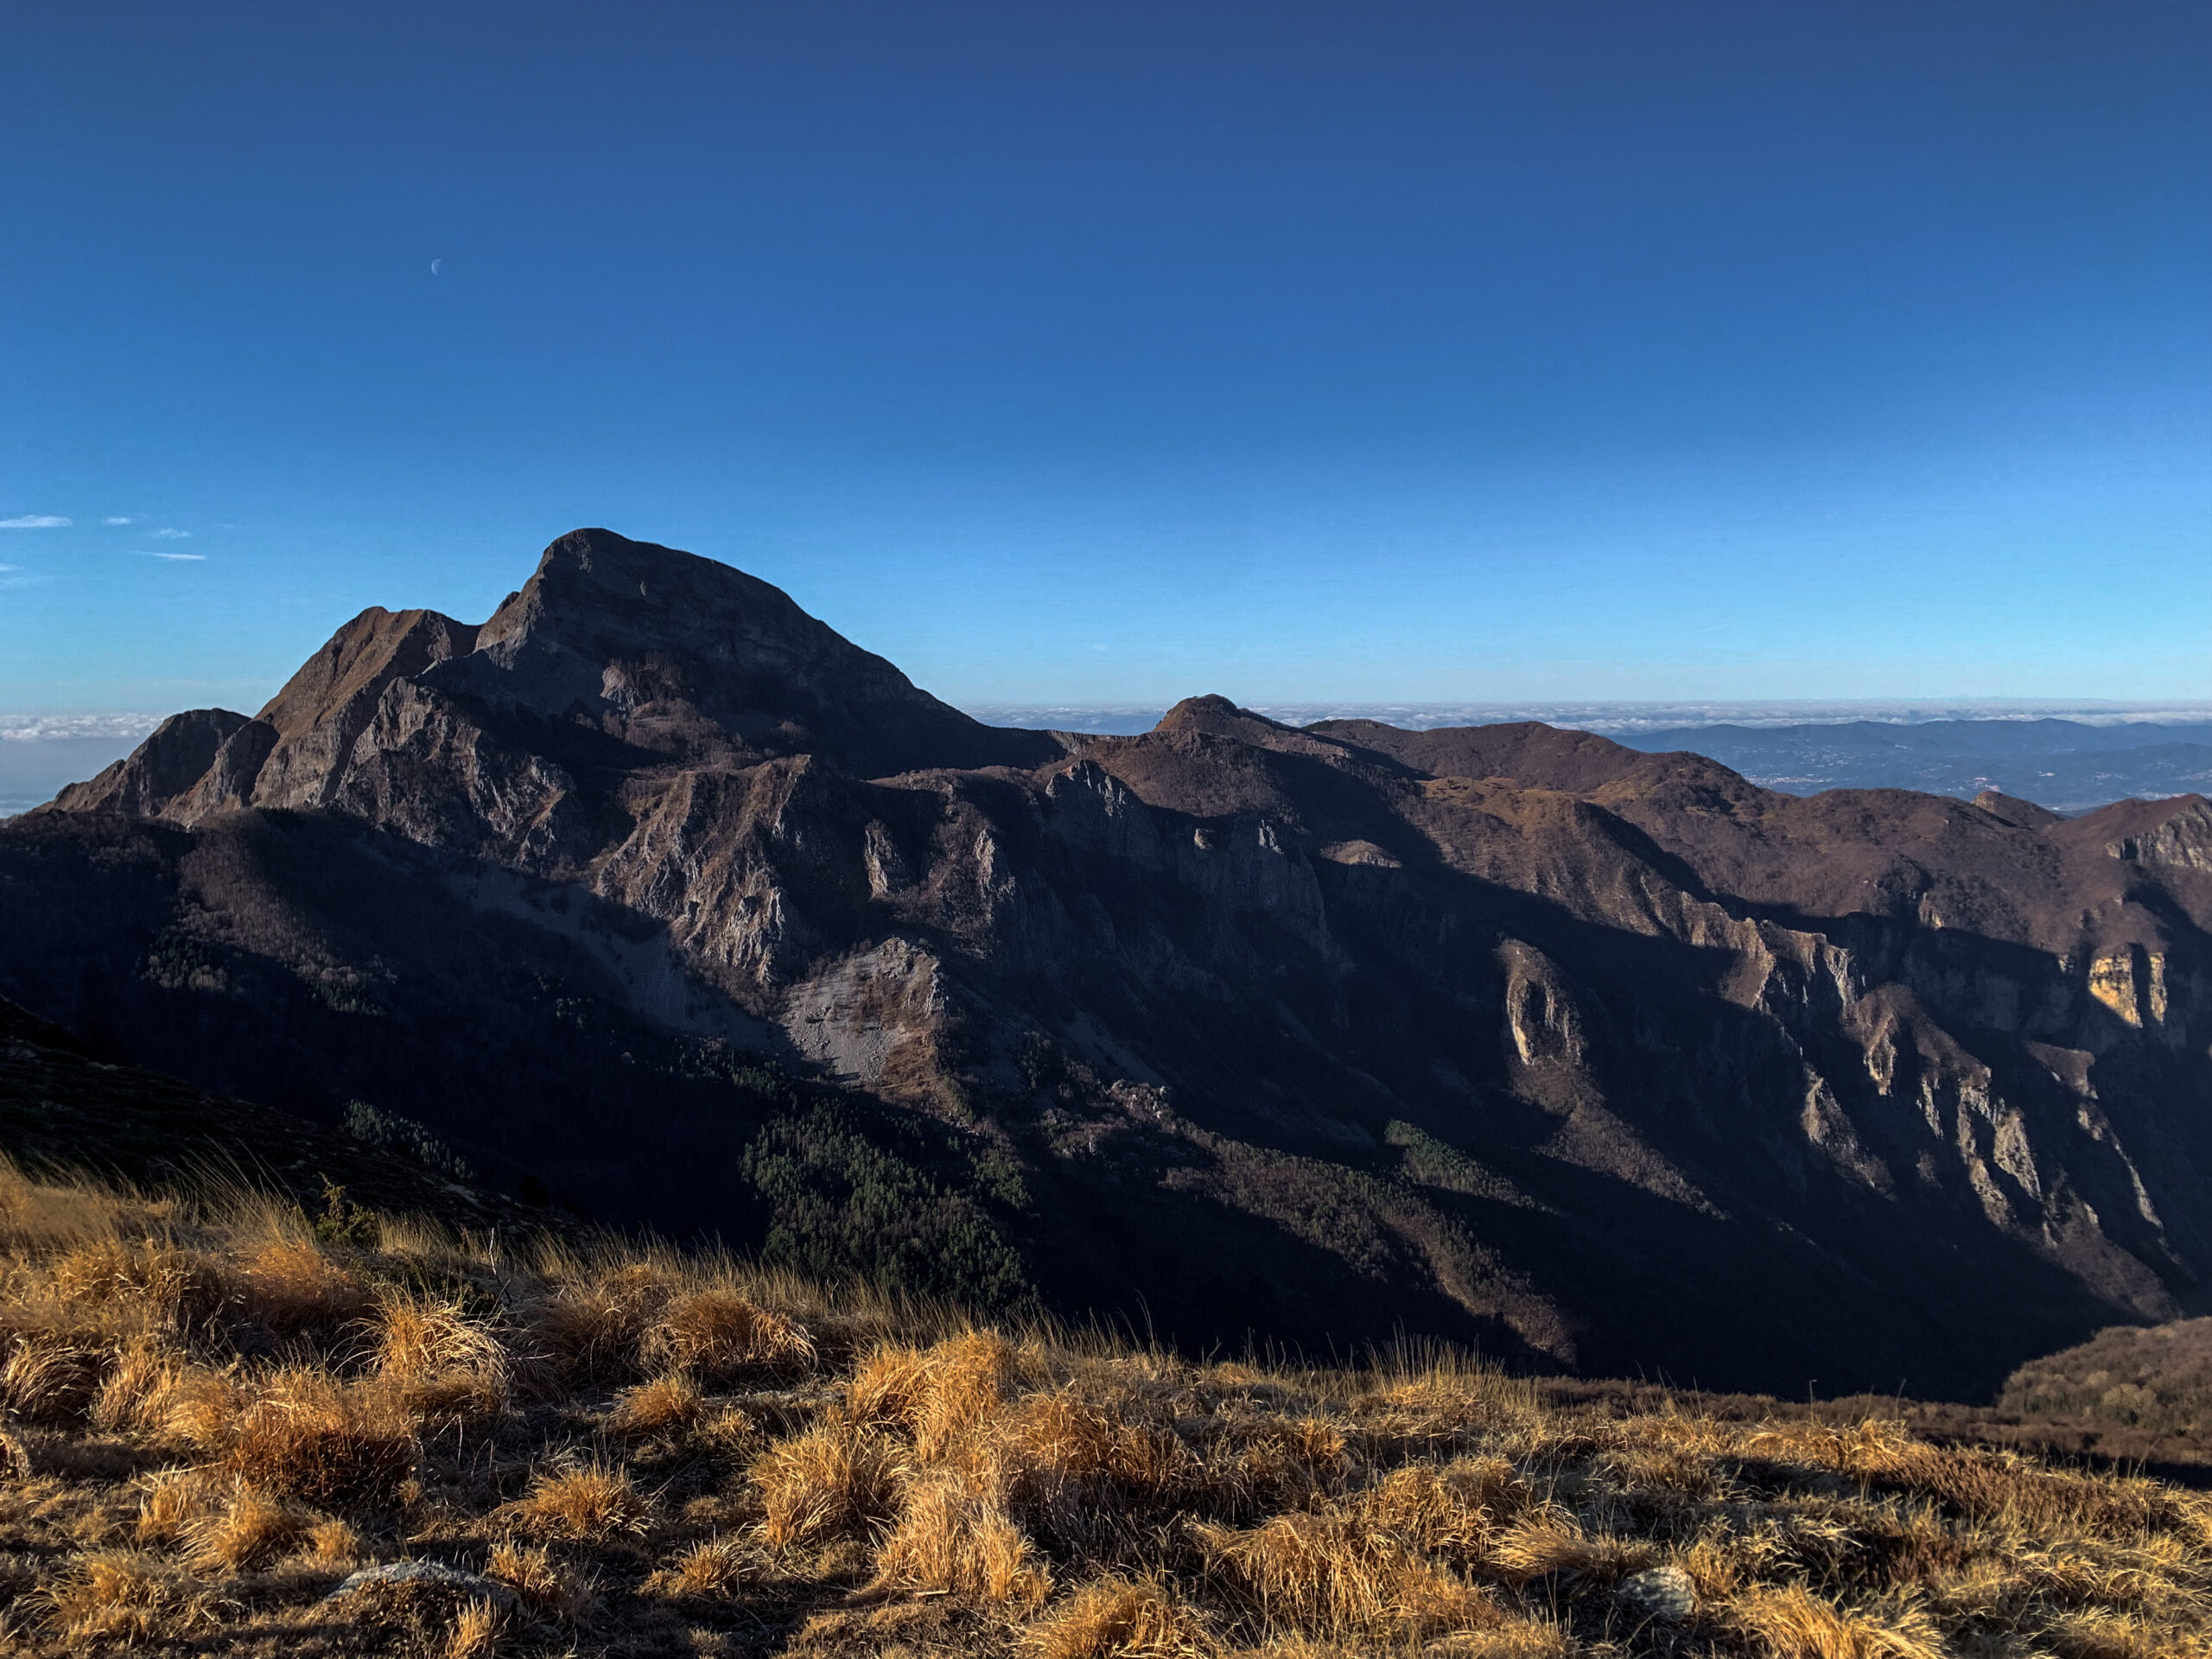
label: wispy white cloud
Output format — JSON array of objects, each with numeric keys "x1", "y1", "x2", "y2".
[
  {"x1": 154, "y1": 527, "x2": 190, "y2": 539},
  {"x1": 138, "y1": 550, "x2": 207, "y2": 563},
  {"x1": 103, "y1": 516, "x2": 132, "y2": 525},
  {"x1": 0, "y1": 515, "x2": 69, "y2": 530},
  {"x1": 0, "y1": 713, "x2": 165, "y2": 741},
  {"x1": 0, "y1": 564, "x2": 16, "y2": 574}
]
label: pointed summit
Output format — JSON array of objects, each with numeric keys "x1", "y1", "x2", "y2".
[
  {"x1": 50, "y1": 530, "x2": 1067, "y2": 831},
  {"x1": 422, "y1": 529, "x2": 1058, "y2": 777}
]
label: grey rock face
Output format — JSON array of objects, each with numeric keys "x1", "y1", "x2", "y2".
[
  {"x1": 2108, "y1": 798, "x2": 2212, "y2": 874},
  {"x1": 1617, "y1": 1565, "x2": 1696, "y2": 1622},
  {"x1": 49, "y1": 708, "x2": 252, "y2": 818},
  {"x1": 327, "y1": 1559, "x2": 517, "y2": 1608}
]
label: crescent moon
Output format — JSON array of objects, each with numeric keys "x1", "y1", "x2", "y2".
[{"x1": 430, "y1": 258, "x2": 443, "y2": 276}]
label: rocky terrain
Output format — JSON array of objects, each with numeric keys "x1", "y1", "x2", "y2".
[{"x1": 4, "y1": 529, "x2": 2209, "y2": 1401}]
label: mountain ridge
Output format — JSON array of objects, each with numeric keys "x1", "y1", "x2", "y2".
[{"x1": 13, "y1": 528, "x2": 2212, "y2": 1399}]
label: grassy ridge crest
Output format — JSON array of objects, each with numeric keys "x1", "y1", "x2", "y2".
[{"x1": 0, "y1": 1162, "x2": 2202, "y2": 1656}]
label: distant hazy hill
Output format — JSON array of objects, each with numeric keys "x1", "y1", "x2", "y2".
[
  {"x1": 6, "y1": 528, "x2": 2211, "y2": 1403},
  {"x1": 1614, "y1": 719, "x2": 2212, "y2": 815}
]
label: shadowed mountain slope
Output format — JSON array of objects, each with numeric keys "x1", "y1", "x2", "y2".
[
  {"x1": 10, "y1": 529, "x2": 2212, "y2": 1400},
  {"x1": 0, "y1": 993, "x2": 545, "y2": 1230}
]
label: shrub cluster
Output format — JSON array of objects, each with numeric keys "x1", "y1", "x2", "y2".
[{"x1": 343, "y1": 1103, "x2": 477, "y2": 1184}]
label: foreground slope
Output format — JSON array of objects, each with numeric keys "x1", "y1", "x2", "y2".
[
  {"x1": 7, "y1": 529, "x2": 2211, "y2": 1397},
  {"x1": 0, "y1": 1162, "x2": 2205, "y2": 1659},
  {"x1": 0, "y1": 996, "x2": 542, "y2": 1232}
]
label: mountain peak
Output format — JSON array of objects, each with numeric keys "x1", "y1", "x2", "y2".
[
  {"x1": 48, "y1": 531, "x2": 1066, "y2": 830},
  {"x1": 453, "y1": 528, "x2": 927, "y2": 721},
  {"x1": 1154, "y1": 695, "x2": 1294, "y2": 740},
  {"x1": 435, "y1": 528, "x2": 1059, "y2": 776},
  {"x1": 480, "y1": 528, "x2": 798, "y2": 654}
]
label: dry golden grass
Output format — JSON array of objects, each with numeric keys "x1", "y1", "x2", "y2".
[
  {"x1": 371, "y1": 1287, "x2": 505, "y2": 1381},
  {"x1": 0, "y1": 1160, "x2": 2205, "y2": 1658},
  {"x1": 610, "y1": 1370, "x2": 703, "y2": 1437},
  {"x1": 150, "y1": 1359, "x2": 242, "y2": 1450},
  {"x1": 756, "y1": 1418, "x2": 904, "y2": 1547},
  {"x1": 131, "y1": 1465, "x2": 216, "y2": 1547},
  {"x1": 445, "y1": 1596, "x2": 506, "y2": 1659},
  {"x1": 872, "y1": 1462, "x2": 1051, "y2": 1607},
  {"x1": 89, "y1": 1335, "x2": 182, "y2": 1433},
  {"x1": 49, "y1": 1236, "x2": 226, "y2": 1332},
  {"x1": 1487, "y1": 1511, "x2": 1651, "y2": 1585},
  {"x1": 488, "y1": 1539, "x2": 598, "y2": 1622},
  {"x1": 334, "y1": 1568, "x2": 519, "y2": 1657},
  {"x1": 1198, "y1": 1506, "x2": 1499, "y2": 1637},
  {"x1": 307, "y1": 1514, "x2": 364, "y2": 1565},
  {"x1": 235, "y1": 1235, "x2": 365, "y2": 1334},
  {"x1": 644, "y1": 1286, "x2": 817, "y2": 1382},
  {"x1": 40, "y1": 1548, "x2": 207, "y2": 1640},
  {"x1": 1020, "y1": 1573, "x2": 1212, "y2": 1657},
  {"x1": 181, "y1": 1481, "x2": 306, "y2": 1572},
  {"x1": 505, "y1": 1456, "x2": 652, "y2": 1540},
  {"x1": 1724, "y1": 1583, "x2": 1946, "y2": 1659},
  {"x1": 1433, "y1": 1618, "x2": 1579, "y2": 1658},
  {"x1": 0, "y1": 1328, "x2": 105, "y2": 1423},
  {"x1": 529, "y1": 1262, "x2": 666, "y2": 1383},
  {"x1": 370, "y1": 1286, "x2": 511, "y2": 1428},
  {"x1": 645, "y1": 1534, "x2": 763, "y2": 1603},
  {"x1": 222, "y1": 1365, "x2": 418, "y2": 1509}
]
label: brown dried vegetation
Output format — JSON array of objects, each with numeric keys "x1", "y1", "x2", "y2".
[{"x1": 0, "y1": 1162, "x2": 2203, "y2": 1657}]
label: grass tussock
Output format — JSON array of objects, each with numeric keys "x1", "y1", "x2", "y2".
[
  {"x1": 487, "y1": 1539, "x2": 598, "y2": 1623},
  {"x1": 645, "y1": 1534, "x2": 765, "y2": 1604},
  {"x1": 221, "y1": 1366, "x2": 418, "y2": 1509},
  {"x1": 1020, "y1": 1573, "x2": 1211, "y2": 1657},
  {"x1": 645, "y1": 1287, "x2": 817, "y2": 1382},
  {"x1": 444, "y1": 1596, "x2": 506, "y2": 1659},
  {"x1": 505, "y1": 1456, "x2": 652, "y2": 1540},
  {"x1": 180, "y1": 1481, "x2": 308, "y2": 1572},
  {"x1": 41, "y1": 1548, "x2": 209, "y2": 1641},
  {"x1": 756, "y1": 1418, "x2": 904, "y2": 1547},
  {"x1": 0, "y1": 1160, "x2": 2203, "y2": 1656},
  {"x1": 1724, "y1": 1583, "x2": 1946, "y2": 1659},
  {"x1": 609, "y1": 1370, "x2": 703, "y2": 1437}
]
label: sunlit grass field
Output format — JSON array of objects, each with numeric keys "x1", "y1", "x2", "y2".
[{"x1": 0, "y1": 1161, "x2": 2202, "y2": 1657}]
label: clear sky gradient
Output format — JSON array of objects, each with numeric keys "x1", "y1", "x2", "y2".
[{"x1": 3, "y1": 3, "x2": 2207, "y2": 714}]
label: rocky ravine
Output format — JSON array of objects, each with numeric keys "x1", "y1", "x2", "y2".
[{"x1": 7, "y1": 528, "x2": 2209, "y2": 1397}]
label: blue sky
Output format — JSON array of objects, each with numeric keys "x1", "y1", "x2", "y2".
[{"x1": 3, "y1": 2, "x2": 2207, "y2": 713}]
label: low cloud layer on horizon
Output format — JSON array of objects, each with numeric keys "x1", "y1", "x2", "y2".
[{"x1": 963, "y1": 700, "x2": 2212, "y2": 737}]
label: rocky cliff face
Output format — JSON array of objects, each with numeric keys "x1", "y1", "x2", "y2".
[{"x1": 13, "y1": 529, "x2": 2211, "y2": 1397}]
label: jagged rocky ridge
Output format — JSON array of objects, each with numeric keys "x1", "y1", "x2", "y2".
[{"x1": 9, "y1": 529, "x2": 2211, "y2": 1397}]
